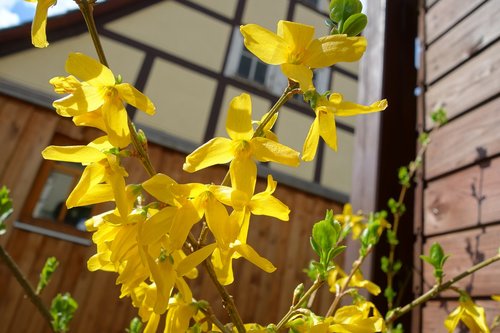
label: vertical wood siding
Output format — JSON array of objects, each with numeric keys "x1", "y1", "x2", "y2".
[
  {"x1": 416, "y1": 0, "x2": 500, "y2": 331},
  {"x1": 0, "y1": 94, "x2": 342, "y2": 332}
]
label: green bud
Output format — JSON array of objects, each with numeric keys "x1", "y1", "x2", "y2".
[
  {"x1": 430, "y1": 107, "x2": 448, "y2": 126},
  {"x1": 125, "y1": 317, "x2": 142, "y2": 333},
  {"x1": 292, "y1": 283, "x2": 305, "y2": 305},
  {"x1": 50, "y1": 293, "x2": 78, "y2": 333}
]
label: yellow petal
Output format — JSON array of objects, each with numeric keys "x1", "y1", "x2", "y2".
[
  {"x1": 115, "y1": 83, "x2": 156, "y2": 115},
  {"x1": 211, "y1": 247, "x2": 235, "y2": 285},
  {"x1": 240, "y1": 24, "x2": 289, "y2": 65},
  {"x1": 226, "y1": 93, "x2": 253, "y2": 141},
  {"x1": 168, "y1": 203, "x2": 201, "y2": 251},
  {"x1": 233, "y1": 242, "x2": 276, "y2": 273},
  {"x1": 50, "y1": 75, "x2": 81, "y2": 94},
  {"x1": 176, "y1": 243, "x2": 216, "y2": 277},
  {"x1": 302, "y1": 116, "x2": 320, "y2": 161},
  {"x1": 318, "y1": 108, "x2": 338, "y2": 151},
  {"x1": 335, "y1": 98, "x2": 388, "y2": 117},
  {"x1": 142, "y1": 173, "x2": 177, "y2": 204},
  {"x1": 277, "y1": 20, "x2": 315, "y2": 53},
  {"x1": 140, "y1": 207, "x2": 176, "y2": 244},
  {"x1": 66, "y1": 162, "x2": 105, "y2": 207},
  {"x1": 183, "y1": 137, "x2": 234, "y2": 172},
  {"x1": 280, "y1": 63, "x2": 314, "y2": 92},
  {"x1": 252, "y1": 137, "x2": 300, "y2": 166},
  {"x1": 31, "y1": 0, "x2": 56, "y2": 48},
  {"x1": 73, "y1": 108, "x2": 107, "y2": 131},
  {"x1": 102, "y1": 97, "x2": 131, "y2": 148},
  {"x1": 65, "y1": 53, "x2": 115, "y2": 87},
  {"x1": 304, "y1": 35, "x2": 367, "y2": 68},
  {"x1": 42, "y1": 145, "x2": 106, "y2": 163},
  {"x1": 250, "y1": 187, "x2": 290, "y2": 222},
  {"x1": 230, "y1": 157, "x2": 257, "y2": 196}
]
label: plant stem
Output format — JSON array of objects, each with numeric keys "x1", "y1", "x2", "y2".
[
  {"x1": 386, "y1": 253, "x2": 500, "y2": 324},
  {"x1": 326, "y1": 246, "x2": 372, "y2": 317},
  {"x1": 199, "y1": 304, "x2": 232, "y2": 333},
  {"x1": 0, "y1": 245, "x2": 54, "y2": 332},
  {"x1": 275, "y1": 278, "x2": 325, "y2": 331}
]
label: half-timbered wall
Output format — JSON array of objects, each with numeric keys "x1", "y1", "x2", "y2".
[{"x1": 415, "y1": 0, "x2": 500, "y2": 331}]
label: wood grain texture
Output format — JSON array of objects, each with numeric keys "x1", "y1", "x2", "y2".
[
  {"x1": 422, "y1": 300, "x2": 500, "y2": 333},
  {"x1": 425, "y1": 97, "x2": 500, "y2": 179},
  {"x1": 425, "y1": 0, "x2": 486, "y2": 44},
  {"x1": 424, "y1": 156, "x2": 500, "y2": 236},
  {"x1": 425, "y1": 40, "x2": 500, "y2": 126},
  {"x1": 426, "y1": 0, "x2": 500, "y2": 84},
  {"x1": 422, "y1": 224, "x2": 500, "y2": 296}
]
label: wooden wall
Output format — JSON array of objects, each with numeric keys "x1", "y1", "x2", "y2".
[
  {"x1": 0, "y1": 94, "x2": 342, "y2": 332},
  {"x1": 415, "y1": 0, "x2": 500, "y2": 331}
]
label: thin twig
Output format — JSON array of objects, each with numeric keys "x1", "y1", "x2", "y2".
[{"x1": 0, "y1": 246, "x2": 54, "y2": 331}]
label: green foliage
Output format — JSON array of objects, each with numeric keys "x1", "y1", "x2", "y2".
[
  {"x1": 384, "y1": 286, "x2": 396, "y2": 304},
  {"x1": 381, "y1": 256, "x2": 402, "y2": 274},
  {"x1": 430, "y1": 107, "x2": 448, "y2": 126},
  {"x1": 420, "y1": 242, "x2": 449, "y2": 281},
  {"x1": 309, "y1": 210, "x2": 347, "y2": 279},
  {"x1": 359, "y1": 211, "x2": 386, "y2": 256},
  {"x1": 0, "y1": 186, "x2": 13, "y2": 235},
  {"x1": 36, "y1": 257, "x2": 59, "y2": 294},
  {"x1": 418, "y1": 132, "x2": 430, "y2": 145},
  {"x1": 328, "y1": 0, "x2": 366, "y2": 36},
  {"x1": 125, "y1": 317, "x2": 143, "y2": 333},
  {"x1": 388, "y1": 198, "x2": 406, "y2": 216},
  {"x1": 397, "y1": 166, "x2": 410, "y2": 187},
  {"x1": 50, "y1": 293, "x2": 78, "y2": 333}
]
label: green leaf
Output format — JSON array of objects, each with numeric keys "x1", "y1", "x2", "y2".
[
  {"x1": 430, "y1": 107, "x2": 448, "y2": 126},
  {"x1": 327, "y1": 245, "x2": 347, "y2": 263},
  {"x1": 398, "y1": 166, "x2": 410, "y2": 187},
  {"x1": 0, "y1": 186, "x2": 13, "y2": 235},
  {"x1": 420, "y1": 255, "x2": 434, "y2": 266},
  {"x1": 36, "y1": 257, "x2": 59, "y2": 294},
  {"x1": 125, "y1": 317, "x2": 142, "y2": 333},
  {"x1": 418, "y1": 132, "x2": 430, "y2": 145},
  {"x1": 381, "y1": 256, "x2": 389, "y2": 273},
  {"x1": 329, "y1": 0, "x2": 363, "y2": 23},
  {"x1": 50, "y1": 293, "x2": 78, "y2": 333},
  {"x1": 384, "y1": 286, "x2": 396, "y2": 303},
  {"x1": 341, "y1": 13, "x2": 367, "y2": 36},
  {"x1": 386, "y1": 230, "x2": 399, "y2": 246},
  {"x1": 393, "y1": 260, "x2": 403, "y2": 274}
]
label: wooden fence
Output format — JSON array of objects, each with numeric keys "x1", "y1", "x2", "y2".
[{"x1": 416, "y1": 0, "x2": 500, "y2": 331}]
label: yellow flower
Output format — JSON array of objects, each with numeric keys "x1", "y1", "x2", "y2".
[
  {"x1": 184, "y1": 93, "x2": 299, "y2": 195},
  {"x1": 335, "y1": 203, "x2": 364, "y2": 239},
  {"x1": 52, "y1": 53, "x2": 155, "y2": 148},
  {"x1": 444, "y1": 297, "x2": 490, "y2": 333},
  {"x1": 26, "y1": 0, "x2": 56, "y2": 48},
  {"x1": 303, "y1": 93, "x2": 387, "y2": 161},
  {"x1": 240, "y1": 20, "x2": 366, "y2": 92},
  {"x1": 329, "y1": 304, "x2": 381, "y2": 332},
  {"x1": 207, "y1": 199, "x2": 275, "y2": 285},
  {"x1": 328, "y1": 266, "x2": 381, "y2": 296}
]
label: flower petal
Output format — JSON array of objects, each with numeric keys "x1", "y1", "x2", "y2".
[
  {"x1": 240, "y1": 24, "x2": 289, "y2": 65},
  {"x1": 318, "y1": 108, "x2": 338, "y2": 151},
  {"x1": 66, "y1": 53, "x2": 115, "y2": 87},
  {"x1": 304, "y1": 35, "x2": 367, "y2": 68},
  {"x1": 302, "y1": 116, "x2": 320, "y2": 161},
  {"x1": 115, "y1": 83, "x2": 156, "y2": 115},
  {"x1": 42, "y1": 145, "x2": 106, "y2": 163},
  {"x1": 280, "y1": 63, "x2": 314, "y2": 92},
  {"x1": 277, "y1": 20, "x2": 315, "y2": 53},
  {"x1": 233, "y1": 242, "x2": 276, "y2": 273},
  {"x1": 335, "y1": 98, "x2": 388, "y2": 117},
  {"x1": 176, "y1": 243, "x2": 217, "y2": 277},
  {"x1": 251, "y1": 137, "x2": 300, "y2": 166},
  {"x1": 183, "y1": 137, "x2": 233, "y2": 172},
  {"x1": 102, "y1": 98, "x2": 131, "y2": 148},
  {"x1": 226, "y1": 93, "x2": 253, "y2": 141},
  {"x1": 230, "y1": 157, "x2": 257, "y2": 196},
  {"x1": 142, "y1": 173, "x2": 177, "y2": 205},
  {"x1": 31, "y1": 0, "x2": 56, "y2": 48}
]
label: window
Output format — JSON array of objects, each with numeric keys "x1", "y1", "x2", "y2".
[
  {"x1": 302, "y1": 0, "x2": 319, "y2": 7},
  {"x1": 236, "y1": 48, "x2": 268, "y2": 85},
  {"x1": 20, "y1": 135, "x2": 97, "y2": 239}
]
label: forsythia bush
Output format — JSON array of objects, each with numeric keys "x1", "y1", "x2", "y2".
[{"x1": 1, "y1": 0, "x2": 498, "y2": 332}]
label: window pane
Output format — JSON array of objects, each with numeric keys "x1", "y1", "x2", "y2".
[
  {"x1": 237, "y1": 54, "x2": 252, "y2": 78},
  {"x1": 33, "y1": 170, "x2": 74, "y2": 221},
  {"x1": 254, "y1": 61, "x2": 268, "y2": 85}
]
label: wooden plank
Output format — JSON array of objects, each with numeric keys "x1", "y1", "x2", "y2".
[
  {"x1": 422, "y1": 300, "x2": 500, "y2": 333},
  {"x1": 424, "y1": 156, "x2": 500, "y2": 236},
  {"x1": 425, "y1": 0, "x2": 439, "y2": 9},
  {"x1": 0, "y1": 96, "x2": 32, "y2": 177},
  {"x1": 425, "y1": 97, "x2": 500, "y2": 179},
  {"x1": 425, "y1": 41, "x2": 500, "y2": 126},
  {"x1": 423, "y1": 224, "x2": 500, "y2": 296},
  {"x1": 426, "y1": 0, "x2": 500, "y2": 84},
  {"x1": 425, "y1": 0, "x2": 486, "y2": 44}
]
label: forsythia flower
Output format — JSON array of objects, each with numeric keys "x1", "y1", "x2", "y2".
[
  {"x1": 183, "y1": 93, "x2": 299, "y2": 195},
  {"x1": 26, "y1": 0, "x2": 56, "y2": 48},
  {"x1": 328, "y1": 266, "x2": 381, "y2": 296},
  {"x1": 303, "y1": 93, "x2": 387, "y2": 161},
  {"x1": 240, "y1": 20, "x2": 366, "y2": 92},
  {"x1": 444, "y1": 297, "x2": 490, "y2": 333},
  {"x1": 51, "y1": 53, "x2": 155, "y2": 148},
  {"x1": 335, "y1": 203, "x2": 365, "y2": 239}
]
